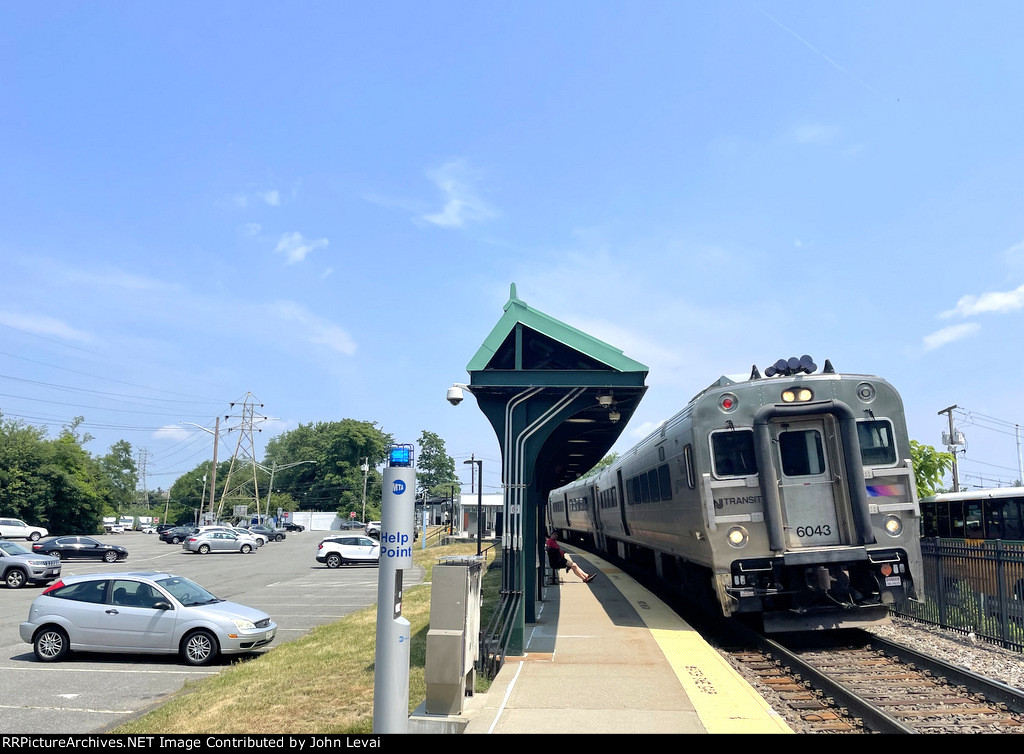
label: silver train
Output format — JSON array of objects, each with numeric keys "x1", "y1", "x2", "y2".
[{"x1": 547, "y1": 356, "x2": 923, "y2": 631}]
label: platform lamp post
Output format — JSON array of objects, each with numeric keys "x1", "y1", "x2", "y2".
[
  {"x1": 257, "y1": 460, "x2": 315, "y2": 524},
  {"x1": 464, "y1": 456, "x2": 483, "y2": 556},
  {"x1": 181, "y1": 419, "x2": 220, "y2": 525}
]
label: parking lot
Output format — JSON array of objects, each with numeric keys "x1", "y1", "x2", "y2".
[{"x1": 0, "y1": 529, "x2": 402, "y2": 734}]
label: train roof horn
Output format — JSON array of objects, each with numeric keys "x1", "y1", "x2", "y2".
[{"x1": 763, "y1": 354, "x2": 817, "y2": 378}]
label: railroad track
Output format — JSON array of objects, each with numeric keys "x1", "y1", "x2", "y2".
[
  {"x1": 599, "y1": 548, "x2": 1024, "y2": 733},
  {"x1": 722, "y1": 626, "x2": 1024, "y2": 733}
]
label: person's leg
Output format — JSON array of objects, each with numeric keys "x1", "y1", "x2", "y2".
[{"x1": 565, "y1": 554, "x2": 591, "y2": 581}]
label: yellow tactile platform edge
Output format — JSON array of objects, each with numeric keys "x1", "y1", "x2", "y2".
[{"x1": 580, "y1": 551, "x2": 793, "y2": 734}]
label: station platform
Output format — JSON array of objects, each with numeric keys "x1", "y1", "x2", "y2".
[{"x1": 425, "y1": 547, "x2": 794, "y2": 735}]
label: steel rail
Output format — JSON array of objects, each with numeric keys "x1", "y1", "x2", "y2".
[
  {"x1": 869, "y1": 633, "x2": 1024, "y2": 714},
  {"x1": 754, "y1": 632, "x2": 918, "y2": 734}
]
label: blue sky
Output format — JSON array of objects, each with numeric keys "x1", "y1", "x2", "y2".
[{"x1": 3, "y1": 2, "x2": 1024, "y2": 497}]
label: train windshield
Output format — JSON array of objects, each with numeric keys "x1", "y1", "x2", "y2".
[
  {"x1": 779, "y1": 430, "x2": 826, "y2": 476},
  {"x1": 711, "y1": 430, "x2": 757, "y2": 477},
  {"x1": 857, "y1": 420, "x2": 896, "y2": 466}
]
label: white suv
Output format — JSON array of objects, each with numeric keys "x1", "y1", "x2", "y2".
[
  {"x1": 316, "y1": 535, "x2": 380, "y2": 568},
  {"x1": 0, "y1": 518, "x2": 48, "y2": 542}
]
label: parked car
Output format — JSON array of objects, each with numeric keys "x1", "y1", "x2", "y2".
[
  {"x1": 0, "y1": 540, "x2": 61, "y2": 589},
  {"x1": 283, "y1": 522, "x2": 305, "y2": 532},
  {"x1": 365, "y1": 521, "x2": 381, "y2": 537},
  {"x1": 232, "y1": 528, "x2": 266, "y2": 546},
  {"x1": 103, "y1": 524, "x2": 125, "y2": 534},
  {"x1": 19, "y1": 571, "x2": 277, "y2": 665},
  {"x1": 155, "y1": 524, "x2": 177, "y2": 533},
  {"x1": 159, "y1": 526, "x2": 194, "y2": 545},
  {"x1": 316, "y1": 535, "x2": 380, "y2": 568},
  {"x1": 31, "y1": 536, "x2": 128, "y2": 563},
  {"x1": 183, "y1": 531, "x2": 257, "y2": 554},
  {"x1": 337, "y1": 520, "x2": 365, "y2": 531},
  {"x1": 205, "y1": 526, "x2": 268, "y2": 547},
  {"x1": 0, "y1": 518, "x2": 48, "y2": 542},
  {"x1": 141, "y1": 526, "x2": 157, "y2": 534},
  {"x1": 248, "y1": 525, "x2": 286, "y2": 542}
]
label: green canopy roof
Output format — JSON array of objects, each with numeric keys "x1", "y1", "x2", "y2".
[{"x1": 467, "y1": 284, "x2": 649, "y2": 375}]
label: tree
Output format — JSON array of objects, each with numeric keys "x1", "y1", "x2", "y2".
[
  {"x1": 910, "y1": 440, "x2": 955, "y2": 497},
  {"x1": 415, "y1": 430, "x2": 457, "y2": 497},
  {"x1": 580, "y1": 452, "x2": 619, "y2": 480},
  {"x1": 263, "y1": 419, "x2": 392, "y2": 518},
  {"x1": 98, "y1": 439, "x2": 138, "y2": 515}
]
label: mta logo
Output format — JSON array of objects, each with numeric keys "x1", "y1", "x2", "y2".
[{"x1": 393, "y1": 480, "x2": 406, "y2": 494}]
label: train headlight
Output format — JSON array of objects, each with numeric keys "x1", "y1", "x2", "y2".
[
  {"x1": 856, "y1": 382, "x2": 876, "y2": 402},
  {"x1": 726, "y1": 526, "x2": 749, "y2": 548},
  {"x1": 781, "y1": 387, "x2": 813, "y2": 403},
  {"x1": 883, "y1": 515, "x2": 903, "y2": 537}
]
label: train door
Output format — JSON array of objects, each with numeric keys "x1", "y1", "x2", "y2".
[
  {"x1": 774, "y1": 419, "x2": 843, "y2": 547},
  {"x1": 617, "y1": 469, "x2": 630, "y2": 536}
]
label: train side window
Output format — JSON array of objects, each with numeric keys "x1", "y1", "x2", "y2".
[
  {"x1": 658, "y1": 464, "x2": 672, "y2": 500},
  {"x1": 856, "y1": 420, "x2": 897, "y2": 466},
  {"x1": 779, "y1": 430, "x2": 825, "y2": 476},
  {"x1": 920, "y1": 502, "x2": 938, "y2": 537},
  {"x1": 639, "y1": 473, "x2": 650, "y2": 504},
  {"x1": 647, "y1": 470, "x2": 661, "y2": 502},
  {"x1": 949, "y1": 501, "x2": 965, "y2": 538},
  {"x1": 1004, "y1": 498, "x2": 1024, "y2": 540},
  {"x1": 683, "y1": 444, "x2": 695, "y2": 489},
  {"x1": 964, "y1": 502, "x2": 983, "y2": 538},
  {"x1": 711, "y1": 430, "x2": 757, "y2": 477},
  {"x1": 937, "y1": 501, "x2": 951, "y2": 537}
]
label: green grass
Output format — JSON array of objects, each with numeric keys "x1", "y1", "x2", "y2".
[{"x1": 112, "y1": 542, "x2": 499, "y2": 735}]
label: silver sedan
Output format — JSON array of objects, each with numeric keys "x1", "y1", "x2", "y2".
[
  {"x1": 20, "y1": 572, "x2": 276, "y2": 665},
  {"x1": 182, "y1": 531, "x2": 257, "y2": 555}
]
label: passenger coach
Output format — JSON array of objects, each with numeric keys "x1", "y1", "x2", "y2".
[{"x1": 548, "y1": 356, "x2": 923, "y2": 631}]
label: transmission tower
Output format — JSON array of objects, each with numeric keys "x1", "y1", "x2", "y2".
[
  {"x1": 137, "y1": 448, "x2": 151, "y2": 509},
  {"x1": 215, "y1": 393, "x2": 267, "y2": 521}
]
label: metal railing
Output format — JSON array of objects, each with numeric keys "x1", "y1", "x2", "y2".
[{"x1": 895, "y1": 538, "x2": 1024, "y2": 652}]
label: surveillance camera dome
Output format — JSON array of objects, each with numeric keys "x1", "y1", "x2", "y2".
[{"x1": 446, "y1": 386, "x2": 464, "y2": 406}]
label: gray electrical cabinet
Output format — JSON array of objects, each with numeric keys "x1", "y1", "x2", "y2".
[{"x1": 424, "y1": 558, "x2": 483, "y2": 715}]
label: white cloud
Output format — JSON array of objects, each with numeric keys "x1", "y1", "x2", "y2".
[
  {"x1": 268, "y1": 301, "x2": 356, "y2": 356},
  {"x1": 244, "y1": 223, "x2": 262, "y2": 237},
  {"x1": 231, "y1": 188, "x2": 281, "y2": 208},
  {"x1": 275, "y1": 232, "x2": 329, "y2": 264},
  {"x1": 941, "y1": 282, "x2": 1024, "y2": 318},
  {"x1": 421, "y1": 160, "x2": 496, "y2": 228},
  {"x1": 153, "y1": 424, "x2": 190, "y2": 441},
  {"x1": 923, "y1": 323, "x2": 981, "y2": 350},
  {"x1": 792, "y1": 123, "x2": 837, "y2": 145},
  {"x1": 0, "y1": 310, "x2": 94, "y2": 342}
]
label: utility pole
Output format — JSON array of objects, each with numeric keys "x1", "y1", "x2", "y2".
[
  {"x1": 464, "y1": 454, "x2": 483, "y2": 556},
  {"x1": 208, "y1": 416, "x2": 219, "y2": 523},
  {"x1": 939, "y1": 405, "x2": 961, "y2": 492},
  {"x1": 360, "y1": 457, "x2": 370, "y2": 524},
  {"x1": 137, "y1": 448, "x2": 150, "y2": 508},
  {"x1": 1016, "y1": 424, "x2": 1023, "y2": 486}
]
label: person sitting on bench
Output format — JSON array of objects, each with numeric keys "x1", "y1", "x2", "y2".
[{"x1": 545, "y1": 532, "x2": 596, "y2": 583}]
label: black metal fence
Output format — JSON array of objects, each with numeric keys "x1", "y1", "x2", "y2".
[{"x1": 895, "y1": 538, "x2": 1024, "y2": 652}]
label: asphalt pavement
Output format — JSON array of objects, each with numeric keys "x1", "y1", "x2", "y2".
[{"x1": 0, "y1": 529, "x2": 400, "y2": 734}]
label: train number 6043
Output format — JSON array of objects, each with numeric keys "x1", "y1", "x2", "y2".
[{"x1": 795, "y1": 525, "x2": 832, "y2": 538}]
